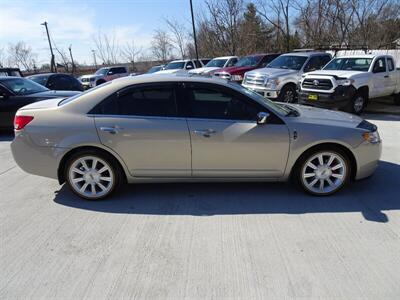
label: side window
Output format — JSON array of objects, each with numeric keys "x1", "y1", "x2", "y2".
[
  {"x1": 0, "y1": 85, "x2": 10, "y2": 96},
  {"x1": 320, "y1": 56, "x2": 331, "y2": 68},
  {"x1": 188, "y1": 61, "x2": 196, "y2": 69},
  {"x1": 186, "y1": 86, "x2": 258, "y2": 120},
  {"x1": 304, "y1": 56, "x2": 325, "y2": 72},
  {"x1": 227, "y1": 58, "x2": 238, "y2": 67},
  {"x1": 387, "y1": 58, "x2": 395, "y2": 72},
  {"x1": 97, "y1": 85, "x2": 177, "y2": 117},
  {"x1": 373, "y1": 58, "x2": 386, "y2": 73},
  {"x1": 260, "y1": 56, "x2": 273, "y2": 67}
]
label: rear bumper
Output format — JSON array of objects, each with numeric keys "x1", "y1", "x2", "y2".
[
  {"x1": 11, "y1": 131, "x2": 67, "y2": 180},
  {"x1": 298, "y1": 85, "x2": 356, "y2": 109}
]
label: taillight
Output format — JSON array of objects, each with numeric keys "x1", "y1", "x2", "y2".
[{"x1": 14, "y1": 115, "x2": 34, "y2": 130}]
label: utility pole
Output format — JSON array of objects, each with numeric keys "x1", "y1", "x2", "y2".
[
  {"x1": 41, "y1": 21, "x2": 57, "y2": 73},
  {"x1": 189, "y1": 0, "x2": 199, "y2": 61},
  {"x1": 68, "y1": 45, "x2": 76, "y2": 74},
  {"x1": 91, "y1": 49, "x2": 97, "y2": 68}
]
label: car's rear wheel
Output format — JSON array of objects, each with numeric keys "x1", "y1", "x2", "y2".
[
  {"x1": 296, "y1": 149, "x2": 351, "y2": 196},
  {"x1": 65, "y1": 151, "x2": 120, "y2": 200}
]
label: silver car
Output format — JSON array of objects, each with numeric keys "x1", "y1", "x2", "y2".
[{"x1": 11, "y1": 75, "x2": 382, "y2": 200}]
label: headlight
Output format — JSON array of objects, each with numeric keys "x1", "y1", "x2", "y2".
[
  {"x1": 362, "y1": 131, "x2": 381, "y2": 144},
  {"x1": 265, "y1": 78, "x2": 279, "y2": 89},
  {"x1": 231, "y1": 74, "x2": 243, "y2": 81},
  {"x1": 336, "y1": 79, "x2": 354, "y2": 86}
]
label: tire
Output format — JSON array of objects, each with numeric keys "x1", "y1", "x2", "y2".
[
  {"x1": 344, "y1": 92, "x2": 366, "y2": 114},
  {"x1": 278, "y1": 84, "x2": 297, "y2": 103},
  {"x1": 393, "y1": 93, "x2": 400, "y2": 106},
  {"x1": 294, "y1": 148, "x2": 351, "y2": 196},
  {"x1": 64, "y1": 150, "x2": 121, "y2": 200}
]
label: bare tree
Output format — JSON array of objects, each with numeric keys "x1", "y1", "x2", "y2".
[
  {"x1": 7, "y1": 41, "x2": 36, "y2": 71},
  {"x1": 93, "y1": 31, "x2": 120, "y2": 65},
  {"x1": 165, "y1": 18, "x2": 188, "y2": 59},
  {"x1": 151, "y1": 29, "x2": 173, "y2": 63},
  {"x1": 120, "y1": 40, "x2": 142, "y2": 71},
  {"x1": 0, "y1": 47, "x2": 6, "y2": 67},
  {"x1": 53, "y1": 46, "x2": 71, "y2": 72}
]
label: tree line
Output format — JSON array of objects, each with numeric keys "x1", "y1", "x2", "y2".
[{"x1": 1, "y1": 0, "x2": 398, "y2": 72}]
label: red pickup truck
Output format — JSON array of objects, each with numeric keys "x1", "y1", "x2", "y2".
[{"x1": 213, "y1": 53, "x2": 281, "y2": 83}]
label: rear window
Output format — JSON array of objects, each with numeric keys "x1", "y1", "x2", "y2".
[{"x1": 58, "y1": 82, "x2": 111, "y2": 106}]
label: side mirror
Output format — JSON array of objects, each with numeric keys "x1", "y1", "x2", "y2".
[{"x1": 257, "y1": 111, "x2": 270, "y2": 125}]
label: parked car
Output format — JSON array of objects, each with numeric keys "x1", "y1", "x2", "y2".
[
  {"x1": 146, "y1": 65, "x2": 165, "y2": 74},
  {"x1": 299, "y1": 54, "x2": 400, "y2": 114},
  {"x1": 213, "y1": 53, "x2": 281, "y2": 83},
  {"x1": 0, "y1": 68, "x2": 23, "y2": 77},
  {"x1": 27, "y1": 73, "x2": 84, "y2": 91},
  {"x1": 11, "y1": 75, "x2": 381, "y2": 200},
  {"x1": 188, "y1": 56, "x2": 239, "y2": 76},
  {"x1": 0, "y1": 77, "x2": 80, "y2": 129},
  {"x1": 242, "y1": 52, "x2": 332, "y2": 102},
  {"x1": 156, "y1": 59, "x2": 207, "y2": 74},
  {"x1": 79, "y1": 66, "x2": 129, "y2": 89}
]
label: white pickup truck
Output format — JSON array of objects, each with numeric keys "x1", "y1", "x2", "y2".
[{"x1": 299, "y1": 54, "x2": 400, "y2": 114}]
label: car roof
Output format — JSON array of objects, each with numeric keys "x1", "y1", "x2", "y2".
[
  {"x1": 214, "y1": 56, "x2": 238, "y2": 59},
  {"x1": 281, "y1": 51, "x2": 329, "y2": 57},
  {"x1": 0, "y1": 76, "x2": 26, "y2": 80},
  {"x1": 334, "y1": 54, "x2": 380, "y2": 59}
]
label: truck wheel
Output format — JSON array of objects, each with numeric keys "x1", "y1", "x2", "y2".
[
  {"x1": 345, "y1": 92, "x2": 365, "y2": 115},
  {"x1": 278, "y1": 85, "x2": 297, "y2": 103}
]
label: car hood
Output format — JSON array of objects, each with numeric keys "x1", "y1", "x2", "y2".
[
  {"x1": 80, "y1": 74, "x2": 100, "y2": 79},
  {"x1": 216, "y1": 66, "x2": 256, "y2": 75},
  {"x1": 246, "y1": 68, "x2": 298, "y2": 78},
  {"x1": 289, "y1": 104, "x2": 363, "y2": 128},
  {"x1": 189, "y1": 67, "x2": 221, "y2": 74},
  {"x1": 305, "y1": 70, "x2": 365, "y2": 79}
]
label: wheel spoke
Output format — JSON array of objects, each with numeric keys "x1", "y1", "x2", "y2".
[
  {"x1": 331, "y1": 173, "x2": 343, "y2": 179},
  {"x1": 309, "y1": 178, "x2": 318, "y2": 187},
  {"x1": 327, "y1": 155, "x2": 335, "y2": 166},
  {"x1": 318, "y1": 154, "x2": 324, "y2": 166},
  {"x1": 72, "y1": 177, "x2": 84, "y2": 183},
  {"x1": 100, "y1": 176, "x2": 112, "y2": 182},
  {"x1": 307, "y1": 162, "x2": 317, "y2": 170},
  {"x1": 304, "y1": 173, "x2": 315, "y2": 178},
  {"x1": 80, "y1": 182, "x2": 89, "y2": 192},
  {"x1": 331, "y1": 163, "x2": 343, "y2": 171},
  {"x1": 98, "y1": 166, "x2": 109, "y2": 174},
  {"x1": 72, "y1": 168, "x2": 85, "y2": 175},
  {"x1": 319, "y1": 179, "x2": 324, "y2": 190},
  {"x1": 91, "y1": 183, "x2": 96, "y2": 194},
  {"x1": 97, "y1": 182, "x2": 107, "y2": 192},
  {"x1": 92, "y1": 159, "x2": 98, "y2": 170},
  {"x1": 326, "y1": 178, "x2": 334, "y2": 187},
  {"x1": 80, "y1": 159, "x2": 90, "y2": 171}
]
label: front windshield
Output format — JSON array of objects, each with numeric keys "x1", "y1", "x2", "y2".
[
  {"x1": 324, "y1": 57, "x2": 373, "y2": 72},
  {"x1": 164, "y1": 62, "x2": 185, "y2": 70},
  {"x1": 235, "y1": 56, "x2": 262, "y2": 67},
  {"x1": 146, "y1": 66, "x2": 161, "y2": 73},
  {"x1": 206, "y1": 59, "x2": 227, "y2": 68},
  {"x1": 268, "y1": 55, "x2": 307, "y2": 70},
  {"x1": 229, "y1": 82, "x2": 290, "y2": 116},
  {"x1": 1, "y1": 78, "x2": 48, "y2": 95},
  {"x1": 28, "y1": 75, "x2": 49, "y2": 86},
  {"x1": 95, "y1": 68, "x2": 109, "y2": 75}
]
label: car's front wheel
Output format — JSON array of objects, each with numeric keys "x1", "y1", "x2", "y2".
[
  {"x1": 65, "y1": 151, "x2": 120, "y2": 200},
  {"x1": 296, "y1": 149, "x2": 351, "y2": 196}
]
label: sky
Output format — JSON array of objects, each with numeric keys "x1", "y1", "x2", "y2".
[{"x1": 0, "y1": 0, "x2": 201, "y2": 66}]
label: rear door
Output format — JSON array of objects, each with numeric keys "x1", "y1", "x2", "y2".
[
  {"x1": 93, "y1": 82, "x2": 191, "y2": 177},
  {"x1": 385, "y1": 57, "x2": 397, "y2": 95},
  {"x1": 181, "y1": 82, "x2": 290, "y2": 178}
]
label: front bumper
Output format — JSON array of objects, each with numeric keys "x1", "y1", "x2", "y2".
[
  {"x1": 11, "y1": 131, "x2": 68, "y2": 180},
  {"x1": 298, "y1": 85, "x2": 356, "y2": 109},
  {"x1": 81, "y1": 81, "x2": 95, "y2": 90},
  {"x1": 242, "y1": 83, "x2": 279, "y2": 99},
  {"x1": 353, "y1": 139, "x2": 382, "y2": 180}
]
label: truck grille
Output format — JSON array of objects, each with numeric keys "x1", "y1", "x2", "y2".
[
  {"x1": 243, "y1": 74, "x2": 266, "y2": 87},
  {"x1": 302, "y1": 78, "x2": 333, "y2": 90}
]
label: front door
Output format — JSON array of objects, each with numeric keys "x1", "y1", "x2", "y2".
[
  {"x1": 371, "y1": 57, "x2": 388, "y2": 98},
  {"x1": 182, "y1": 82, "x2": 290, "y2": 178},
  {"x1": 93, "y1": 83, "x2": 191, "y2": 177}
]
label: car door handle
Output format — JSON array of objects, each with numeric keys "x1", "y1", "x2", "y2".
[
  {"x1": 384, "y1": 75, "x2": 389, "y2": 78},
  {"x1": 193, "y1": 129, "x2": 216, "y2": 137},
  {"x1": 100, "y1": 126, "x2": 122, "y2": 134}
]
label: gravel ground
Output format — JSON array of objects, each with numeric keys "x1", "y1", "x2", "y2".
[{"x1": 1, "y1": 114, "x2": 399, "y2": 300}]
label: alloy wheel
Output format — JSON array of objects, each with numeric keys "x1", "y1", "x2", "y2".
[
  {"x1": 68, "y1": 156, "x2": 114, "y2": 199},
  {"x1": 353, "y1": 96, "x2": 364, "y2": 113},
  {"x1": 301, "y1": 152, "x2": 347, "y2": 195}
]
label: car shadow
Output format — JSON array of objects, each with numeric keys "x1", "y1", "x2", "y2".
[{"x1": 54, "y1": 160, "x2": 400, "y2": 223}]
